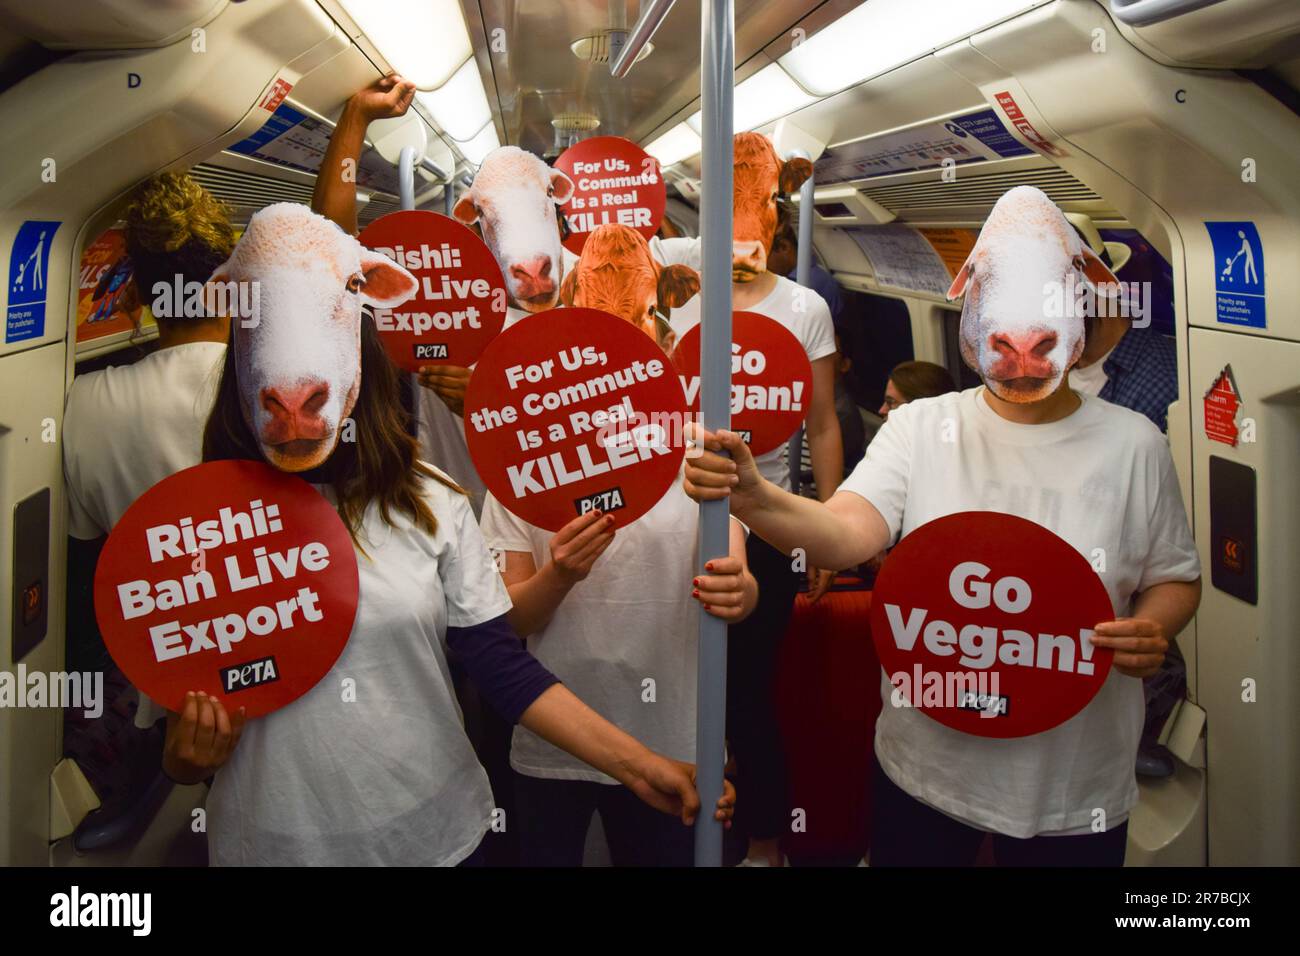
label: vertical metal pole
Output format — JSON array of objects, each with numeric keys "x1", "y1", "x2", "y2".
[
  {"x1": 398, "y1": 145, "x2": 417, "y2": 211},
  {"x1": 443, "y1": 181, "x2": 455, "y2": 217},
  {"x1": 694, "y1": 0, "x2": 733, "y2": 868},
  {"x1": 786, "y1": 153, "x2": 814, "y2": 493}
]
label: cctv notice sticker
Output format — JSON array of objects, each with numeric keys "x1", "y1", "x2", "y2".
[
  {"x1": 869, "y1": 511, "x2": 1115, "y2": 738},
  {"x1": 671, "y1": 310, "x2": 813, "y2": 456},
  {"x1": 94, "y1": 460, "x2": 359, "y2": 718},
  {"x1": 554, "y1": 136, "x2": 666, "y2": 256},
  {"x1": 358, "y1": 210, "x2": 508, "y2": 370},
  {"x1": 464, "y1": 307, "x2": 687, "y2": 531}
]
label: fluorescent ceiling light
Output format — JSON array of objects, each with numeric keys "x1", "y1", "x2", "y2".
[
  {"x1": 459, "y1": 123, "x2": 501, "y2": 166},
  {"x1": 416, "y1": 58, "x2": 492, "y2": 141},
  {"x1": 644, "y1": 123, "x2": 701, "y2": 168},
  {"x1": 338, "y1": 0, "x2": 472, "y2": 91},
  {"x1": 780, "y1": 0, "x2": 1041, "y2": 96},
  {"x1": 686, "y1": 62, "x2": 819, "y2": 135}
]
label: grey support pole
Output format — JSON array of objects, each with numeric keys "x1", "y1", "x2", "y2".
[
  {"x1": 694, "y1": 0, "x2": 734, "y2": 868},
  {"x1": 398, "y1": 145, "x2": 417, "y2": 211},
  {"x1": 443, "y1": 181, "x2": 455, "y2": 217},
  {"x1": 786, "y1": 153, "x2": 814, "y2": 493}
]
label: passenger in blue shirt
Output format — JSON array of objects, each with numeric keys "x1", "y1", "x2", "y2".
[{"x1": 766, "y1": 209, "x2": 845, "y2": 326}]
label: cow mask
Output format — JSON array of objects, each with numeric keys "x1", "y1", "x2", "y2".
[
  {"x1": 559, "y1": 223, "x2": 699, "y2": 350},
  {"x1": 946, "y1": 185, "x2": 1121, "y2": 404},
  {"x1": 731, "y1": 132, "x2": 812, "y2": 283},
  {"x1": 453, "y1": 146, "x2": 575, "y2": 313},
  {"x1": 206, "y1": 203, "x2": 418, "y2": 472}
]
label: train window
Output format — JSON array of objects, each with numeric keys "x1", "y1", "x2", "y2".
[
  {"x1": 940, "y1": 308, "x2": 983, "y2": 391},
  {"x1": 839, "y1": 290, "x2": 914, "y2": 411}
]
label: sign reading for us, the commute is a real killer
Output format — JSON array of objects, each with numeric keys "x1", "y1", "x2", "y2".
[
  {"x1": 671, "y1": 310, "x2": 813, "y2": 457},
  {"x1": 869, "y1": 511, "x2": 1115, "y2": 738},
  {"x1": 357, "y1": 210, "x2": 507, "y2": 370},
  {"x1": 94, "y1": 460, "x2": 359, "y2": 718},
  {"x1": 554, "y1": 136, "x2": 666, "y2": 256},
  {"x1": 464, "y1": 307, "x2": 687, "y2": 531}
]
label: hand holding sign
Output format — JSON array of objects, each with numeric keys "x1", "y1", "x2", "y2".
[
  {"x1": 869, "y1": 511, "x2": 1114, "y2": 738},
  {"x1": 95, "y1": 460, "x2": 359, "y2": 719},
  {"x1": 672, "y1": 311, "x2": 813, "y2": 456},
  {"x1": 464, "y1": 307, "x2": 687, "y2": 531},
  {"x1": 357, "y1": 210, "x2": 508, "y2": 370}
]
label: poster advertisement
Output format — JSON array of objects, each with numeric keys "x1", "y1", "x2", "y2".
[
  {"x1": 671, "y1": 310, "x2": 813, "y2": 456},
  {"x1": 464, "y1": 307, "x2": 687, "y2": 531},
  {"x1": 357, "y1": 210, "x2": 508, "y2": 370},
  {"x1": 554, "y1": 136, "x2": 666, "y2": 256},
  {"x1": 869, "y1": 511, "x2": 1114, "y2": 738},
  {"x1": 75, "y1": 226, "x2": 146, "y2": 343},
  {"x1": 94, "y1": 460, "x2": 359, "y2": 718}
]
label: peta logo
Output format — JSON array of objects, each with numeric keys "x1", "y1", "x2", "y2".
[
  {"x1": 576, "y1": 487, "x2": 626, "y2": 515},
  {"x1": 414, "y1": 343, "x2": 449, "y2": 360},
  {"x1": 957, "y1": 689, "x2": 1009, "y2": 716},
  {"x1": 220, "y1": 654, "x2": 280, "y2": 693},
  {"x1": 50, "y1": 886, "x2": 151, "y2": 936}
]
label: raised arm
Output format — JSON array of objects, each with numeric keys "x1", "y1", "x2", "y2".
[
  {"x1": 686, "y1": 427, "x2": 889, "y2": 571},
  {"x1": 312, "y1": 74, "x2": 416, "y2": 234}
]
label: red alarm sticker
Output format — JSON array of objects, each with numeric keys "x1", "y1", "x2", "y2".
[
  {"x1": 869, "y1": 511, "x2": 1115, "y2": 739},
  {"x1": 464, "y1": 307, "x2": 687, "y2": 531},
  {"x1": 357, "y1": 210, "x2": 508, "y2": 370},
  {"x1": 555, "y1": 136, "x2": 666, "y2": 256},
  {"x1": 671, "y1": 310, "x2": 813, "y2": 457},
  {"x1": 94, "y1": 460, "x2": 359, "y2": 719}
]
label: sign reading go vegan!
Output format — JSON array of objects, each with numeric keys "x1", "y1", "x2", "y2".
[
  {"x1": 94, "y1": 460, "x2": 359, "y2": 718},
  {"x1": 358, "y1": 210, "x2": 508, "y2": 370},
  {"x1": 465, "y1": 307, "x2": 687, "y2": 531},
  {"x1": 869, "y1": 512, "x2": 1114, "y2": 738}
]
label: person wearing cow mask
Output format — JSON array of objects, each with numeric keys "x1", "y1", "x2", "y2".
[
  {"x1": 683, "y1": 185, "x2": 1201, "y2": 867},
  {"x1": 153, "y1": 196, "x2": 733, "y2": 866},
  {"x1": 651, "y1": 131, "x2": 844, "y2": 867},
  {"x1": 314, "y1": 84, "x2": 580, "y2": 512},
  {"x1": 478, "y1": 226, "x2": 757, "y2": 866}
]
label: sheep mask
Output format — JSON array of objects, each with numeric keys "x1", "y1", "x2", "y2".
[
  {"x1": 947, "y1": 185, "x2": 1121, "y2": 404},
  {"x1": 206, "y1": 203, "x2": 418, "y2": 472}
]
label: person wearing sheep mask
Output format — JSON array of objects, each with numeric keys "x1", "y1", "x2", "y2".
[{"x1": 681, "y1": 185, "x2": 1201, "y2": 867}]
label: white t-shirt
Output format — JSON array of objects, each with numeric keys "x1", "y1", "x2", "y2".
[
  {"x1": 1068, "y1": 346, "x2": 1114, "y2": 397},
  {"x1": 839, "y1": 387, "x2": 1200, "y2": 838},
  {"x1": 63, "y1": 341, "x2": 226, "y2": 538},
  {"x1": 649, "y1": 236, "x2": 836, "y2": 490},
  {"x1": 205, "y1": 466, "x2": 513, "y2": 866},
  {"x1": 480, "y1": 478, "x2": 731, "y2": 783},
  {"x1": 414, "y1": 306, "x2": 533, "y2": 515}
]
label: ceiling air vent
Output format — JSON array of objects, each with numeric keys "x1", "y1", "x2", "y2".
[{"x1": 859, "y1": 166, "x2": 1119, "y2": 221}]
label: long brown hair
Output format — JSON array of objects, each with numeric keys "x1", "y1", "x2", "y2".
[{"x1": 203, "y1": 316, "x2": 462, "y2": 543}]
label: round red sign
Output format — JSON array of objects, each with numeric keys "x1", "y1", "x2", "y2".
[
  {"x1": 869, "y1": 511, "x2": 1115, "y2": 738},
  {"x1": 555, "y1": 136, "x2": 666, "y2": 256},
  {"x1": 464, "y1": 307, "x2": 687, "y2": 532},
  {"x1": 94, "y1": 460, "x2": 359, "y2": 719},
  {"x1": 671, "y1": 310, "x2": 813, "y2": 457},
  {"x1": 357, "y1": 210, "x2": 508, "y2": 370}
]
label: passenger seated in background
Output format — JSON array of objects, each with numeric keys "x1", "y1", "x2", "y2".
[
  {"x1": 683, "y1": 185, "x2": 1202, "y2": 867},
  {"x1": 796, "y1": 329, "x2": 868, "y2": 498},
  {"x1": 877, "y1": 360, "x2": 957, "y2": 423}
]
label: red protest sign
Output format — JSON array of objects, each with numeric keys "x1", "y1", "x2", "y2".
[
  {"x1": 869, "y1": 511, "x2": 1114, "y2": 738},
  {"x1": 671, "y1": 310, "x2": 813, "y2": 457},
  {"x1": 555, "y1": 136, "x2": 666, "y2": 256},
  {"x1": 357, "y1": 210, "x2": 507, "y2": 370},
  {"x1": 464, "y1": 307, "x2": 687, "y2": 531},
  {"x1": 94, "y1": 460, "x2": 359, "y2": 719}
]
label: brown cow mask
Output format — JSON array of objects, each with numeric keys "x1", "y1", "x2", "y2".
[{"x1": 731, "y1": 131, "x2": 812, "y2": 283}]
